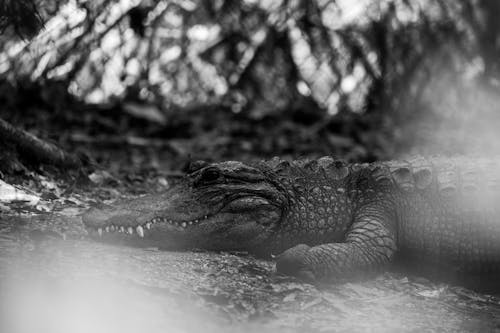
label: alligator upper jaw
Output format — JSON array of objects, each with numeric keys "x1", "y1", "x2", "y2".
[
  {"x1": 82, "y1": 182, "x2": 212, "y2": 239},
  {"x1": 85, "y1": 213, "x2": 212, "y2": 239}
]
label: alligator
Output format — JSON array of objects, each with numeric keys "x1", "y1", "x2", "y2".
[{"x1": 82, "y1": 156, "x2": 500, "y2": 290}]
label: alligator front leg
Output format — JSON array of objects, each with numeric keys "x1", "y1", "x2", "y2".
[{"x1": 276, "y1": 210, "x2": 397, "y2": 281}]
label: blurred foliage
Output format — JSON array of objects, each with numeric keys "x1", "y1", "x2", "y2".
[
  {"x1": 0, "y1": 0, "x2": 44, "y2": 39},
  {"x1": 1, "y1": 0, "x2": 500, "y2": 165}
]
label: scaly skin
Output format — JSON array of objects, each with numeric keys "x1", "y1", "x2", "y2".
[{"x1": 82, "y1": 157, "x2": 500, "y2": 289}]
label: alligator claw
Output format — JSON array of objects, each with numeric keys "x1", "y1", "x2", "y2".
[{"x1": 275, "y1": 244, "x2": 316, "y2": 282}]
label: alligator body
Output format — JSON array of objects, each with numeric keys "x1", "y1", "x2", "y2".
[{"x1": 83, "y1": 157, "x2": 500, "y2": 290}]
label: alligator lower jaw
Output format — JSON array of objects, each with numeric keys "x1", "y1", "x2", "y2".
[{"x1": 87, "y1": 215, "x2": 211, "y2": 238}]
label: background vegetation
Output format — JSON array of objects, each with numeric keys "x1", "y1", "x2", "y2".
[{"x1": 1, "y1": 0, "x2": 500, "y2": 176}]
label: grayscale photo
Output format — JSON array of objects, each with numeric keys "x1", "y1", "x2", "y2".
[{"x1": 0, "y1": 0, "x2": 499, "y2": 332}]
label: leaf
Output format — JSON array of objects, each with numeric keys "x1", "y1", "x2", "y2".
[
  {"x1": 0, "y1": 179, "x2": 40, "y2": 205},
  {"x1": 88, "y1": 170, "x2": 114, "y2": 185},
  {"x1": 416, "y1": 288, "x2": 445, "y2": 298},
  {"x1": 123, "y1": 103, "x2": 167, "y2": 125}
]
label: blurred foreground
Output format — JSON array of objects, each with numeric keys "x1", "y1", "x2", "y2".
[{"x1": 0, "y1": 216, "x2": 499, "y2": 333}]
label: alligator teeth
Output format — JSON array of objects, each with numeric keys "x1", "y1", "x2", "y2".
[
  {"x1": 105, "y1": 226, "x2": 110, "y2": 233},
  {"x1": 120, "y1": 226, "x2": 125, "y2": 233},
  {"x1": 98, "y1": 228, "x2": 103, "y2": 237},
  {"x1": 110, "y1": 225, "x2": 115, "y2": 232},
  {"x1": 128, "y1": 227, "x2": 133, "y2": 234},
  {"x1": 142, "y1": 216, "x2": 209, "y2": 228},
  {"x1": 136, "y1": 225, "x2": 144, "y2": 238}
]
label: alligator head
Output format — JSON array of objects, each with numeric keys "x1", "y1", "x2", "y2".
[{"x1": 82, "y1": 161, "x2": 288, "y2": 253}]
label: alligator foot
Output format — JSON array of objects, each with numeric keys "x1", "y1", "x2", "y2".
[{"x1": 275, "y1": 244, "x2": 316, "y2": 282}]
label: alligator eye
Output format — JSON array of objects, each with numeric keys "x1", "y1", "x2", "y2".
[
  {"x1": 186, "y1": 160, "x2": 210, "y2": 173},
  {"x1": 199, "y1": 169, "x2": 221, "y2": 183}
]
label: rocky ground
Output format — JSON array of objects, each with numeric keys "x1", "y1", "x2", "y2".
[{"x1": 0, "y1": 210, "x2": 499, "y2": 333}]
